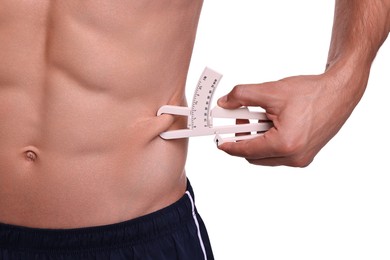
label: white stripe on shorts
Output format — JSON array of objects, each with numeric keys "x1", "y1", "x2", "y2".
[{"x1": 185, "y1": 191, "x2": 207, "y2": 260}]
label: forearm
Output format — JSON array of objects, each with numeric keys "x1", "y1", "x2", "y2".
[
  {"x1": 323, "y1": 0, "x2": 390, "y2": 116},
  {"x1": 326, "y1": 0, "x2": 390, "y2": 73}
]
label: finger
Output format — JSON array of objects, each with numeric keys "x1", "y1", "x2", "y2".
[
  {"x1": 246, "y1": 157, "x2": 294, "y2": 167},
  {"x1": 217, "y1": 82, "x2": 279, "y2": 109},
  {"x1": 246, "y1": 154, "x2": 313, "y2": 168},
  {"x1": 220, "y1": 140, "x2": 307, "y2": 167},
  {"x1": 218, "y1": 128, "x2": 280, "y2": 159}
]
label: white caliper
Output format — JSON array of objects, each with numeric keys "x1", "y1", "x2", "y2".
[{"x1": 157, "y1": 67, "x2": 272, "y2": 145}]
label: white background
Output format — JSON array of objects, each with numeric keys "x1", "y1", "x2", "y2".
[{"x1": 185, "y1": 1, "x2": 390, "y2": 259}]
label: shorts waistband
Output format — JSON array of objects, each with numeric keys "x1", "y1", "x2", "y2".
[{"x1": 0, "y1": 180, "x2": 196, "y2": 253}]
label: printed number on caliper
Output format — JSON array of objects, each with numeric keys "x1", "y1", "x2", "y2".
[{"x1": 157, "y1": 67, "x2": 273, "y2": 145}]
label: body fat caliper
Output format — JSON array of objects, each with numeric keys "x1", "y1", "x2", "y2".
[{"x1": 157, "y1": 67, "x2": 273, "y2": 145}]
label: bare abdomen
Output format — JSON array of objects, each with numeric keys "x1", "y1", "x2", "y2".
[
  {"x1": 0, "y1": 0, "x2": 201, "y2": 229},
  {"x1": 0, "y1": 80, "x2": 188, "y2": 228}
]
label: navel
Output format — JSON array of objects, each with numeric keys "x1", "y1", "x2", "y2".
[
  {"x1": 25, "y1": 150, "x2": 38, "y2": 162},
  {"x1": 22, "y1": 146, "x2": 39, "y2": 162}
]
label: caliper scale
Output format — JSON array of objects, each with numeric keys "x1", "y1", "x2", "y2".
[{"x1": 157, "y1": 67, "x2": 273, "y2": 145}]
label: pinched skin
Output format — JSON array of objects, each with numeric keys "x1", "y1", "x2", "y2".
[{"x1": 0, "y1": 0, "x2": 203, "y2": 228}]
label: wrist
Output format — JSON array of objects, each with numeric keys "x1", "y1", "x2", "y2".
[
  {"x1": 323, "y1": 53, "x2": 371, "y2": 109},
  {"x1": 325, "y1": 51, "x2": 371, "y2": 83}
]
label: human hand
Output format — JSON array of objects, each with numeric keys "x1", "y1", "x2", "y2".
[{"x1": 217, "y1": 71, "x2": 365, "y2": 167}]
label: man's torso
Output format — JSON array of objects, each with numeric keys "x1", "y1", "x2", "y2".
[{"x1": 0, "y1": 0, "x2": 203, "y2": 228}]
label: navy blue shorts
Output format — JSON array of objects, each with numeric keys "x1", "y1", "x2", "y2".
[{"x1": 0, "y1": 180, "x2": 214, "y2": 260}]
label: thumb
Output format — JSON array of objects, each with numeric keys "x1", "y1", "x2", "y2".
[{"x1": 217, "y1": 83, "x2": 276, "y2": 110}]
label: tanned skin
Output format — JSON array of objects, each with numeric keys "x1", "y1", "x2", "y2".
[
  {"x1": 0, "y1": 0, "x2": 203, "y2": 228},
  {"x1": 218, "y1": 0, "x2": 390, "y2": 167},
  {"x1": 1, "y1": 0, "x2": 389, "y2": 230}
]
